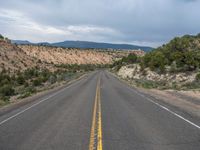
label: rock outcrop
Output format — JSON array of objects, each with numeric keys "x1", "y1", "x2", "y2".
[{"x1": 118, "y1": 64, "x2": 197, "y2": 84}]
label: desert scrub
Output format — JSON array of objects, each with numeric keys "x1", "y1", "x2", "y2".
[
  {"x1": 0, "y1": 84, "x2": 15, "y2": 103},
  {"x1": 0, "y1": 64, "x2": 93, "y2": 103},
  {"x1": 18, "y1": 86, "x2": 37, "y2": 99},
  {"x1": 182, "y1": 81, "x2": 200, "y2": 90},
  {"x1": 0, "y1": 84, "x2": 15, "y2": 97},
  {"x1": 133, "y1": 79, "x2": 167, "y2": 89}
]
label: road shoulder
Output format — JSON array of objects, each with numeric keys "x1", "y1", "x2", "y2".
[{"x1": 108, "y1": 70, "x2": 200, "y2": 124}]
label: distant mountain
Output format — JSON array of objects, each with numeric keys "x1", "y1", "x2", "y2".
[
  {"x1": 12, "y1": 40, "x2": 153, "y2": 51},
  {"x1": 11, "y1": 40, "x2": 32, "y2": 45},
  {"x1": 11, "y1": 40, "x2": 51, "y2": 46},
  {"x1": 52, "y1": 41, "x2": 153, "y2": 51}
]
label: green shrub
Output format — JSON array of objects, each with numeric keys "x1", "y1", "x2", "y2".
[
  {"x1": 33, "y1": 78, "x2": 42, "y2": 86},
  {"x1": 112, "y1": 53, "x2": 138, "y2": 71},
  {"x1": 19, "y1": 92, "x2": 31, "y2": 99},
  {"x1": 24, "y1": 68, "x2": 39, "y2": 79},
  {"x1": 143, "y1": 51, "x2": 167, "y2": 73},
  {"x1": 25, "y1": 86, "x2": 36, "y2": 93},
  {"x1": 19, "y1": 86, "x2": 36, "y2": 99},
  {"x1": 0, "y1": 96, "x2": 9, "y2": 103},
  {"x1": 0, "y1": 73, "x2": 11, "y2": 85},
  {"x1": 121, "y1": 53, "x2": 138, "y2": 64},
  {"x1": 1, "y1": 78, "x2": 10, "y2": 85},
  {"x1": 182, "y1": 81, "x2": 200, "y2": 89},
  {"x1": 17, "y1": 75, "x2": 25, "y2": 85},
  {"x1": 24, "y1": 81, "x2": 29, "y2": 88},
  {"x1": 0, "y1": 34, "x2": 4, "y2": 39},
  {"x1": 134, "y1": 79, "x2": 163, "y2": 89},
  {"x1": 0, "y1": 85, "x2": 15, "y2": 97},
  {"x1": 49, "y1": 75, "x2": 57, "y2": 84}
]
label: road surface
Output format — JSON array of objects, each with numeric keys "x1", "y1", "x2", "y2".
[{"x1": 0, "y1": 71, "x2": 200, "y2": 150}]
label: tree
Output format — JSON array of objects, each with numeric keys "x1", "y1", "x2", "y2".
[
  {"x1": 145, "y1": 51, "x2": 167, "y2": 73},
  {"x1": 121, "y1": 53, "x2": 138, "y2": 64},
  {"x1": 170, "y1": 51, "x2": 185, "y2": 68},
  {"x1": 0, "y1": 34, "x2": 4, "y2": 39},
  {"x1": 168, "y1": 37, "x2": 190, "y2": 52},
  {"x1": 184, "y1": 51, "x2": 195, "y2": 70}
]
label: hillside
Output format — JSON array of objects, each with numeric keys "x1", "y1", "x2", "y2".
[
  {"x1": 114, "y1": 33, "x2": 200, "y2": 90},
  {"x1": 141, "y1": 33, "x2": 200, "y2": 73},
  {"x1": 12, "y1": 40, "x2": 153, "y2": 51},
  {"x1": 0, "y1": 39, "x2": 54, "y2": 73},
  {"x1": 1, "y1": 36, "x2": 144, "y2": 73},
  {"x1": 18, "y1": 45, "x2": 131, "y2": 65}
]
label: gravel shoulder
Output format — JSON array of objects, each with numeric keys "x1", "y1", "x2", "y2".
[
  {"x1": 111, "y1": 70, "x2": 200, "y2": 119},
  {"x1": 140, "y1": 88, "x2": 200, "y2": 118}
]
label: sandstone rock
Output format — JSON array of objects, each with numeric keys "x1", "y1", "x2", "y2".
[{"x1": 117, "y1": 64, "x2": 197, "y2": 84}]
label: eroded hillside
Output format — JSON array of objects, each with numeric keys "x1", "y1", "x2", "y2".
[
  {"x1": 0, "y1": 36, "x2": 145, "y2": 73},
  {"x1": 18, "y1": 45, "x2": 130, "y2": 65},
  {"x1": 1, "y1": 39, "x2": 144, "y2": 73},
  {"x1": 0, "y1": 40, "x2": 55, "y2": 72}
]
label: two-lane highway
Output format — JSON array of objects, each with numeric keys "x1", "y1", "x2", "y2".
[{"x1": 0, "y1": 71, "x2": 200, "y2": 150}]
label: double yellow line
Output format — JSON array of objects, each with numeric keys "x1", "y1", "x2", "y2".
[{"x1": 89, "y1": 77, "x2": 103, "y2": 150}]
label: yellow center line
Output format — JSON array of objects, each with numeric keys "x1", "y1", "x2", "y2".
[
  {"x1": 89, "y1": 77, "x2": 103, "y2": 150},
  {"x1": 97, "y1": 83, "x2": 103, "y2": 150},
  {"x1": 89, "y1": 80, "x2": 98, "y2": 150}
]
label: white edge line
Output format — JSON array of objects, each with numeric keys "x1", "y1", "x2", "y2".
[
  {"x1": 108, "y1": 71, "x2": 200, "y2": 130},
  {"x1": 0, "y1": 75, "x2": 85, "y2": 126},
  {"x1": 133, "y1": 90, "x2": 200, "y2": 130}
]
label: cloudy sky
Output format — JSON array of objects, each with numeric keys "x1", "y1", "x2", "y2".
[{"x1": 0, "y1": 0, "x2": 200, "y2": 47}]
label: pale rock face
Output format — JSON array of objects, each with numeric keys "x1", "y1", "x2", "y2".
[
  {"x1": 118, "y1": 64, "x2": 197, "y2": 84},
  {"x1": 118, "y1": 66, "x2": 135, "y2": 79},
  {"x1": 18, "y1": 45, "x2": 133, "y2": 65}
]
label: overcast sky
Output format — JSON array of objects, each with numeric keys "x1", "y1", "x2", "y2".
[{"x1": 0, "y1": 0, "x2": 200, "y2": 47}]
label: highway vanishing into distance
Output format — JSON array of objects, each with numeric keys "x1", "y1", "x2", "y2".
[{"x1": 0, "y1": 71, "x2": 200, "y2": 150}]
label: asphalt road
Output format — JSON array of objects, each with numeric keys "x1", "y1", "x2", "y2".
[{"x1": 0, "y1": 70, "x2": 200, "y2": 150}]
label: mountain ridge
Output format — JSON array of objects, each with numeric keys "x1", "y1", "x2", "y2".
[{"x1": 12, "y1": 40, "x2": 153, "y2": 51}]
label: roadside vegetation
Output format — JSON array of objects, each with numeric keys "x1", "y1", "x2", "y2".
[
  {"x1": 112, "y1": 34, "x2": 200, "y2": 90},
  {"x1": 0, "y1": 64, "x2": 108, "y2": 106}
]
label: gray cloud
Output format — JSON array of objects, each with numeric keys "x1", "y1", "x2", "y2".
[{"x1": 0, "y1": 0, "x2": 200, "y2": 47}]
